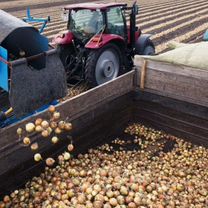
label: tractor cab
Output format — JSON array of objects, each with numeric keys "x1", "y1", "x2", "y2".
[
  {"x1": 60, "y1": 3, "x2": 129, "y2": 42},
  {"x1": 68, "y1": 9, "x2": 104, "y2": 41},
  {"x1": 53, "y1": 3, "x2": 155, "y2": 87}
]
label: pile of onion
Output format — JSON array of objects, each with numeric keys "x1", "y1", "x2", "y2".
[{"x1": 2, "y1": 123, "x2": 207, "y2": 208}]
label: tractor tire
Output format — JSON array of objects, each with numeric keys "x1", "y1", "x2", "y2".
[
  {"x1": 85, "y1": 43, "x2": 125, "y2": 87},
  {"x1": 143, "y1": 40, "x2": 155, "y2": 55},
  {"x1": 57, "y1": 44, "x2": 74, "y2": 68}
]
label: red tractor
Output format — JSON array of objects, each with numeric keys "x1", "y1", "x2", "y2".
[{"x1": 52, "y1": 2, "x2": 155, "y2": 86}]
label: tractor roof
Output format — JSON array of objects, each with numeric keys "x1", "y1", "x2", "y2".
[{"x1": 64, "y1": 3, "x2": 127, "y2": 11}]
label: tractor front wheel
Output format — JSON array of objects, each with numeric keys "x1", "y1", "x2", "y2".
[{"x1": 85, "y1": 43, "x2": 124, "y2": 87}]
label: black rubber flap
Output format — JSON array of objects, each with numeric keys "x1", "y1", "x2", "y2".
[{"x1": 9, "y1": 50, "x2": 67, "y2": 117}]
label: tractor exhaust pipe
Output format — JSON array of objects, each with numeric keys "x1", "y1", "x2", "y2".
[{"x1": 129, "y1": 2, "x2": 139, "y2": 49}]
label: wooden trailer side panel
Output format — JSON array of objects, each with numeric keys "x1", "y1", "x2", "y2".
[
  {"x1": 134, "y1": 57, "x2": 208, "y2": 108},
  {"x1": 133, "y1": 91, "x2": 208, "y2": 147}
]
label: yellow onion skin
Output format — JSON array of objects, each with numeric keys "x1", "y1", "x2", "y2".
[
  {"x1": 25, "y1": 123, "x2": 35, "y2": 133},
  {"x1": 48, "y1": 105, "x2": 56, "y2": 113},
  {"x1": 34, "y1": 153, "x2": 42, "y2": 162},
  {"x1": 31, "y1": 143, "x2": 39, "y2": 151}
]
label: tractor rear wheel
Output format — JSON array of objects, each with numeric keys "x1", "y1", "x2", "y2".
[{"x1": 85, "y1": 43, "x2": 124, "y2": 86}]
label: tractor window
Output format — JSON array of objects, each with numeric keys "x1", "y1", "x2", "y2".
[
  {"x1": 69, "y1": 9, "x2": 103, "y2": 38},
  {"x1": 107, "y1": 7, "x2": 125, "y2": 37}
]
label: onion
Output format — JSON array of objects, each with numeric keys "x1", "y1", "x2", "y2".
[
  {"x1": 3, "y1": 195, "x2": 10, "y2": 203},
  {"x1": 131, "y1": 184, "x2": 139, "y2": 192},
  {"x1": 103, "y1": 204, "x2": 111, "y2": 208},
  {"x1": 120, "y1": 186, "x2": 128, "y2": 196},
  {"x1": 93, "y1": 200, "x2": 103, "y2": 208},
  {"x1": 50, "y1": 121, "x2": 57, "y2": 129},
  {"x1": 48, "y1": 105, "x2": 56, "y2": 113},
  {"x1": 46, "y1": 158, "x2": 55, "y2": 166},
  {"x1": 47, "y1": 127, "x2": 53, "y2": 135},
  {"x1": 41, "y1": 120, "x2": 49, "y2": 129},
  {"x1": 17, "y1": 128, "x2": 23, "y2": 136},
  {"x1": 25, "y1": 123, "x2": 35, "y2": 133},
  {"x1": 53, "y1": 112, "x2": 61, "y2": 120},
  {"x1": 67, "y1": 144, "x2": 74, "y2": 152},
  {"x1": 63, "y1": 152, "x2": 71, "y2": 160},
  {"x1": 64, "y1": 122, "x2": 72, "y2": 131},
  {"x1": 86, "y1": 202, "x2": 93, "y2": 208},
  {"x1": 93, "y1": 184, "x2": 101, "y2": 192},
  {"x1": 35, "y1": 125, "x2": 43, "y2": 133},
  {"x1": 34, "y1": 153, "x2": 42, "y2": 162},
  {"x1": 176, "y1": 184, "x2": 184, "y2": 191},
  {"x1": 109, "y1": 198, "x2": 118, "y2": 206},
  {"x1": 58, "y1": 155, "x2": 64, "y2": 163},
  {"x1": 35, "y1": 118, "x2": 42, "y2": 126},
  {"x1": 58, "y1": 121, "x2": 65, "y2": 130},
  {"x1": 128, "y1": 202, "x2": 137, "y2": 208},
  {"x1": 134, "y1": 196, "x2": 142, "y2": 205},
  {"x1": 51, "y1": 136, "x2": 59, "y2": 144},
  {"x1": 31, "y1": 142, "x2": 39, "y2": 151},
  {"x1": 55, "y1": 127, "x2": 62, "y2": 134},
  {"x1": 77, "y1": 194, "x2": 86, "y2": 204},
  {"x1": 81, "y1": 182, "x2": 90, "y2": 192},
  {"x1": 23, "y1": 137, "x2": 31, "y2": 145},
  {"x1": 106, "y1": 190, "x2": 114, "y2": 198},
  {"x1": 41, "y1": 130, "x2": 49, "y2": 138}
]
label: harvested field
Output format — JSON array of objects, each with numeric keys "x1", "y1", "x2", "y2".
[{"x1": 1, "y1": 0, "x2": 208, "y2": 53}]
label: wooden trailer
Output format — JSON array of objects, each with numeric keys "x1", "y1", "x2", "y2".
[{"x1": 0, "y1": 56, "x2": 207, "y2": 196}]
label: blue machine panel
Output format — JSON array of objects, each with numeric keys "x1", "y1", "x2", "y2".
[{"x1": 0, "y1": 46, "x2": 8, "y2": 92}]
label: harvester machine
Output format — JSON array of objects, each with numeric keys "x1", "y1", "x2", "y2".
[{"x1": 0, "y1": 10, "x2": 67, "y2": 127}]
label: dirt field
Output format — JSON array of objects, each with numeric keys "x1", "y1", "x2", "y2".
[{"x1": 1, "y1": 0, "x2": 208, "y2": 53}]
